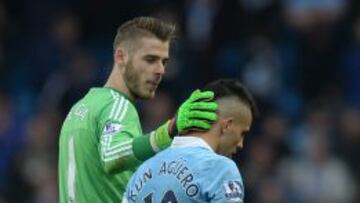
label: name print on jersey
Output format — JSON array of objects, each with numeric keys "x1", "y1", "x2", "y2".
[
  {"x1": 127, "y1": 168, "x2": 153, "y2": 202},
  {"x1": 158, "y1": 158, "x2": 199, "y2": 197},
  {"x1": 127, "y1": 158, "x2": 199, "y2": 202}
]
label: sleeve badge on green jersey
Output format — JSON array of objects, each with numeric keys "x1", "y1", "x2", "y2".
[
  {"x1": 102, "y1": 121, "x2": 123, "y2": 136},
  {"x1": 223, "y1": 180, "x2": 242, "y2": 202}
]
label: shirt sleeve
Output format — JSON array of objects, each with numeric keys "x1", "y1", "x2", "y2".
[
  {"x1": 204, "y1": 158, "x2": 245, "y2": 203},
  {"x1": 97, "y1": 94, "x2": 157, "y2": 174}
]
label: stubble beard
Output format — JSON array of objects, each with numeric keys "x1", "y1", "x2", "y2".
[{"x1": 124, "y1": 61, "x2": 154, "y2": 100}]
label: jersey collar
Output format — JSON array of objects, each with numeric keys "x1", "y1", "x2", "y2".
[
  {"x1": 102, "y1": 87, "x2": 135, "y2": 104},
  {"x1": 171, "y1": 136, "x2": 214, "y2": 152},
  {"x1": 91, "y1": 87, "x2": 135, "y2": 105}
]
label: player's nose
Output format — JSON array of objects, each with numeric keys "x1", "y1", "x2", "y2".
[
  {"x1": 155, "y1": 62, "x2": 165, "y2": 75},
  {"x1": 237, "y1": 140, "x2": 243, "y2": 149}
]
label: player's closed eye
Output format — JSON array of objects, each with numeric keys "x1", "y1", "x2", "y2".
[
  {"x1": 144, "y1": 56, "x2": 169, "y2": 67},
  {"x1": 144, "y1": 56, "x2": 158, "y2": 64},
  {"x1": 162, "y1": 59, "x2": 169, "y2": 67}
]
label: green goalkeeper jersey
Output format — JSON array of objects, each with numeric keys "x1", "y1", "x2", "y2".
[{"x1": 59, "y1": 87, "x2": 165, "y2": 203}]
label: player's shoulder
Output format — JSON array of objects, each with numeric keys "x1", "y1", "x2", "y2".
[
  {"x1": 87, "y1": 87, "x2": 135, "y2": 112},
  {"x1": 87, "y1": 87, "x2": 120, "y2": 105},
  {"x1": 208, "y1": 154, "x2": 238, "y2": 171},
  {"x1": 148, "y1": 147, "x2": 237, "y2": 174},
  {"x1": 197, "y1": 150, "x2": 235, "y2": 165}
]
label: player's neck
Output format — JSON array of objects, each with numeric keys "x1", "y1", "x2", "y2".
[
  {"x1": 190, "y1": 131, "x2": 219, "y2": 152},
  {"x1": 104, "y1": 66, "x2": 135, "y2": 101}
]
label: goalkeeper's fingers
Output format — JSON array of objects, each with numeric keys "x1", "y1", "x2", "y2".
[
  {"x1": 185, "y1": 120, "x2": 213, "y2": 130},
  {"x1": 187, "y1": 90, "x2": 214, "y2": 103},
  {"x1": 189, "y1": 101, "x2": 218, "y2": 111},
  {"x1": 187, "y1": 111, "x2": 217, "y2": 121}
]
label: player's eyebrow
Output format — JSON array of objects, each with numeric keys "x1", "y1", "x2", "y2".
[
  {"x1": 144, "y1": 55, "x2": 169, "y2": 66},
  {"x1": 144, "y1": 54, "x2": 158, "y2": 58},
  {"x1": 144, "y1": 54, "x2": 168, "y2": 60}
]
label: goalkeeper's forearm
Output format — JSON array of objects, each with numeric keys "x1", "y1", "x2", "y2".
[{"x1": 101, "y1": 121, "x2": 172, "y2": 173}]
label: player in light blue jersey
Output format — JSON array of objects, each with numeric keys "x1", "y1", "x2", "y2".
[{"x1": 124, "y1": 79, "x2": 257, "y2": 203}]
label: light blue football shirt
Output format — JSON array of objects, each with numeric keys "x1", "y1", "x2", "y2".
[{"x1": 123, "y1": 136, "x2": 244, "y2": 203}]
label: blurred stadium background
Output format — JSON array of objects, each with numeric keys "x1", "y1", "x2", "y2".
[{"x1": 0, "y1": 0, "x2": 359, "y2": 202}]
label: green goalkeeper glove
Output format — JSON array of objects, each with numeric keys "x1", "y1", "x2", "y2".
[
  {"x1": 153, "y1": 90, "x2": 218, "y2": 149},
  {"x1": 172, "y1": 89, "x2": 218, "y2": 134}
]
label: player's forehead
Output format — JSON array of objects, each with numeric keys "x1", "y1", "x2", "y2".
[{"x1": 133, "y1": 37, "x2": 170, "y2": 59}]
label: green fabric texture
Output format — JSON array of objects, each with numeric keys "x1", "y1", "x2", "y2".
[
  {"x1": 59, "y1": 88, "x2": 143, "y2": 203},
  {"x1": 133, "y1": 135, "x2": 156, "y2": 161}
]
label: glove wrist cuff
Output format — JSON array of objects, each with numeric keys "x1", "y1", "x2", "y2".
[{"x1": 154, "y1": 121, "x2": 172, "y2": 150}]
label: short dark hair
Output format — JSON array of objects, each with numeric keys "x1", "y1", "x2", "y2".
[
  {"x1": 113, "y1": 16, "x2": 176, "y2": 51},
  {"x1": 203, "y1": 79, "x2": 258, "y2": 117}
]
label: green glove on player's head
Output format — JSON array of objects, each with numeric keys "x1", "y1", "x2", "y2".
[
  {"x1": 169, "y1": 90, "x2": 218, "y2": 136},
  {"x1": 153, "y1": 90, "x2": 218, "y2": 150}
]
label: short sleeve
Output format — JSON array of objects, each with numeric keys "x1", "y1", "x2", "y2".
[
  {"x1": 97, "y1": 92, "x2": 142, "y2": 173},
  {"x1": 203, "y1": 158, "x2": 244, "y2": 203}
]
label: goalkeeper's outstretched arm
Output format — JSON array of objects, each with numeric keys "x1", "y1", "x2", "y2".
[{"x1": 99, "y1": 90, "x2": 218, "y2": 174}]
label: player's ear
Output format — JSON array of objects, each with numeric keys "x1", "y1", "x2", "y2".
[
  {"x1": 114, "y1": 47, "x2": 129, "y2": 67},
  {"x1": 220, "y1": 117, "x2": 233, "y2": 135}
]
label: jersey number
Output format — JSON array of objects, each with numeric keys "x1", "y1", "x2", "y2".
[{"x1": 144, "y1": 190, "x2": 178, "y2": 203}]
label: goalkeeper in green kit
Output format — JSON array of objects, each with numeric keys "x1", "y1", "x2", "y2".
[{"x1": 58, "y1": 17, "x2": 218, "y2": 203}]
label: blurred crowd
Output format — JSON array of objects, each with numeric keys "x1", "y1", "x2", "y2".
[{"x1": 0, "y1": 0, "x2": 359, "y2": 202}]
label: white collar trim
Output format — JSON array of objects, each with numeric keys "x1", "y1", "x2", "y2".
[{"x1": 171, "y1": 136, "x2": 214, "y2": 152}]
